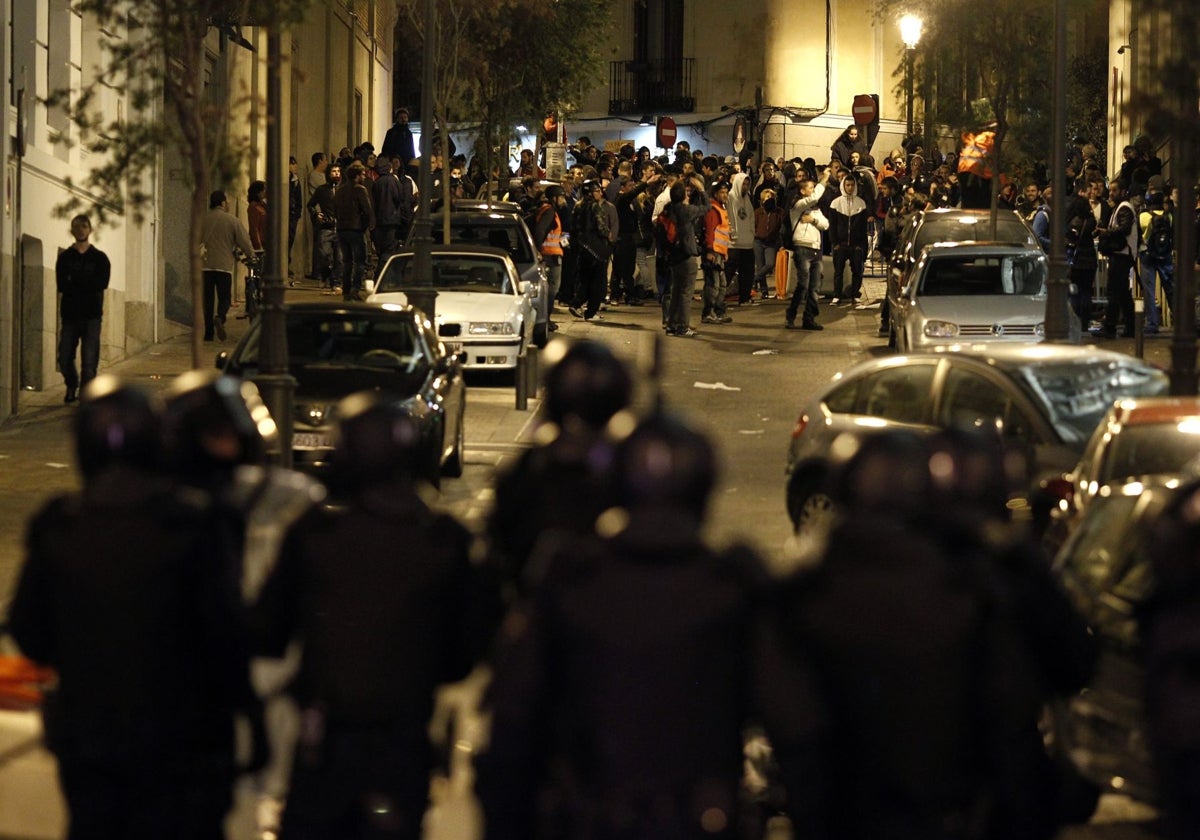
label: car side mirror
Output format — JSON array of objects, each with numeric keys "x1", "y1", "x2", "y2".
[
  {"x1": 518, "y1": 280, "x2": 531, "y2": 295},
  {"x1": 215, "y1": 351, "x2": 230, "y2": 370}
]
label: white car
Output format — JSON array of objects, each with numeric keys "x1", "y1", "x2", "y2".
[
  {"x1": 888, "y1": 242, "x2": 1049, "y2": 352},
  {"x1": 370, "y1": 245, "x2": 536, "y2": 371}
]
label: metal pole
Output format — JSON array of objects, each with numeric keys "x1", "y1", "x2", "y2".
[
  {"x1": 1043, "y1": 0, "x2": 1074, "y2": 342},
  {"x1": 905, "y1": 47, "x2": 915, "y2": 139},
  {"x1": 407, "y1": 0, "x2": 438, "y2": 322},
  {"x1": 257, "y1": 24, "x2": 296, "y2": 466},
  {"x1": 1169, "y1": 111, "x2": 1198, "y2": 394}
]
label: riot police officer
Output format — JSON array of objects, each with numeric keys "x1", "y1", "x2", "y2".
[
  {"x1": 476, "y1": 411, "x2": 774, "y2": 840},
  {"x1": 8, "y1": 376, "x2": 248, "y2": 839},
  {"x1": 251, "y1": 393, "x2": 500, "y2": 840}
]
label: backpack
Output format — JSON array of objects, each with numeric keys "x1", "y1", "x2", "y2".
[
  {"x1": 1146, "y1": 211, "x2": 1173, "y2": 261},
  {"x1": 654, "y1": 208, "x2": 680, "y2": 252}
]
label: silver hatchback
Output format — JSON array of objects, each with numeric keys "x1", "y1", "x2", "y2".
[{"x1": 888, "y1": 242, "x2": 1049, "y2": 351}]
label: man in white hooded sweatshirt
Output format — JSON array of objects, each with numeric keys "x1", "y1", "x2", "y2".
[
  {"x1": 827, "y1": 172, "x2": 870, "y2": 305},
  {"x1": 725, "y1": 170, "x2": 758, "y2": 304}
]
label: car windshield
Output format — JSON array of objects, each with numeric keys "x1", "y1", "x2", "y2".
[
  {"x1": 236, "y1": 313, "x2": 427, "y2": 384},
  {"x1": 428, "y1": 217, "x2": 535, "y2": 266},
  {"x1": 915, "y1": 214, "x2": 1035, "y2": 251},
  {"x1": 919, "y1": 253, "x2": 1047, "y2": 296},
  {"x1": 1100, "y1": 423, "x2": 1200, "y2": 483},
  {"x1": 1015, "y1": 359, "x2": 1170, "y2": 445},
  {"x1": 377, "y1": 254, "x2": 514, "y2": 294}
]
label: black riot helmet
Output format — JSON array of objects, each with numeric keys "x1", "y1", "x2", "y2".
[
  {"x1": 613, "y1": 411, "x2": 716, "y2": 517},
  {"x1": 74, "y1": 376, "x2": 162, "y2": 480},
  {"x1": 543, "y1": 339, "x2": 633, "y2": 430},
  {"x1": 162, "y1": 370, "x2": 274, "y2": 484},
  {"x1": 329, "y1": 391, "x2": 425, "y2": 491},
  {"x1": 833, "y1": 429, "x2": 932, "y2": 522}
]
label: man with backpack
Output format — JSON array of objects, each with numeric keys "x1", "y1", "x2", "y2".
[{"x1": 1139, "y1": 176, "x2": 1175, "y2": 335}]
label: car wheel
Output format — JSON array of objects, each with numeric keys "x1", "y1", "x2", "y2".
[
  {"x1": 786, "y1": 464, "x2": 839, "y2": 554},
  {"x1": 442, "y1": 402, "x2": 465, "y2": 478},
  {"x1": 533, "y1": 321, "x2": 549, "y2": 348}
]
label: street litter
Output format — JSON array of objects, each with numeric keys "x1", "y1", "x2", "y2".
[
  {"x1": 738, "y1": 429, "x2": 766, "y2": 435},
  {"x1": 751, "y1": 349, "x2": 779, "y2": 356},
  {"x1": 693, "y1": 381, "x2": 742, "y2": 391}
]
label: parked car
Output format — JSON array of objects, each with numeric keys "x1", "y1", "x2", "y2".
[
  {"x1": 406, "y1": 210, "x2": 549, "y2": 346},
  {"x1": 784, "y1": 344, "x2": 1169, "y2": 541},
  {"x1": 217, "y1": 301, "x2": 466, "y2": 485},
  {"x1": 370, "y1": 245, "x2": 536, "y2": 372},
  {"x1": 889, "y1": 208, "x2": 1040, "y2": 300},
  {"x1": 1041, "y1": 396, "x2": 1200, "y2": 554},
  {"x1": 888, "y1": 242, "x2": 1048, "y2": 351},
  {"x1": 1050, "y1": 477, "x2": 1182, "y2": 805}
]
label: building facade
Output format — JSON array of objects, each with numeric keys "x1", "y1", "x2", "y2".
[{"x1": 1, "y1": 0, "x2": 393, "y2": 422}]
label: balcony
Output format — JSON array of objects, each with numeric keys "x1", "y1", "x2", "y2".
[{"x1": 608, "y1": 59, "x2": 696, "y2": 115}]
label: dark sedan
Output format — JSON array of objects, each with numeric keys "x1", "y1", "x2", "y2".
[{"x1": 217, "y1": 302, "x2": 467, "y2": 486}]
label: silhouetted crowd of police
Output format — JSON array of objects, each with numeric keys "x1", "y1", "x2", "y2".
[{"x1": 7, "y1": 339, "x2": 1200, "y2": 840}]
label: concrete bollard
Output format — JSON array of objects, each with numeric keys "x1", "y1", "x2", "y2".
[{"x1": 515, "y1": 351, "x2": 528, "y2": 411}]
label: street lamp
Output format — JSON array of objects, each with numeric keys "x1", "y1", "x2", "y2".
[{"x1": 899, "y1": 14, "x2": 923, "y2": 139}]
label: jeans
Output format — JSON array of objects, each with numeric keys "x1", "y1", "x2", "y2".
[
  {"x1": 702, "y1": 255, "x2": 727, "y2": 318},
  {"x1": 202, "y1": 270, "x2": 233, "y2": 340},
  {"x1": 572, "y1": 249, "x2": 608, "y2": 318},
  {"x1": 372, "y1": 225, "x2": 400, "y2": 270},
  {"x1": 544, "y1": 259, "x2": 562, "y2": 313},
  {"x1": 1103, "y1": 252, "x2": 1136, "y2": 335},
  {"x1": 611, "y1": 236, "x2": 638, "y2": 302},
  {"x1": 785, "y1": 246, "x2": 822, "y2": 325},
  {"x1": 831, "y1": 244, "x2": 866, "y2": 299},
  {"x1": 1138, "y1": 253, "x2": 1175, "y2": 331},
  {"x1": 315, "y1": 228, "x2": 342, "y2": 286},
  {"x1": 665, "y1": 256, "x2": 698, "y2": 332},
  {"x1": 753, "y1": 240, "x2": 778, "y2": 292},
  {"x1": 635, "y1": 246, "x2": 655, "y2": 293},
  {"x1": 58, "y1": 317, "x2": 102, "y2": 390},
  {"x1": 338, "y1": 229, "x2": 367, "y2": 298}
]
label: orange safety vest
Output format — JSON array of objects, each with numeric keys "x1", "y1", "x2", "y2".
[
  {"x1": 539, "y1": 205, "x2": 563, "y2": 256},
  {"x1": 710, "y1": 203, "x2": 731, "y2": 256},
  {"x1": 958, "y1": 130, "x2": 995, "y2": 179}
]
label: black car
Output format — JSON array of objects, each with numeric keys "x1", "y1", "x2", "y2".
[
  {"x1": 1051, "y1": 477, "x2": 1181, "y2": 806},
  {"x1": 217, "y1": 302, "x2": 467, "y2": 486}
]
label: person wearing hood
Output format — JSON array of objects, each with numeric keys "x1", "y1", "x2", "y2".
[
  {"x1": 828, "y1": 173, "x2": 870, "y2": 304},
  {"x1": 830, "y1": 124, "x2": 868, "y2": 169},
  {"x1": 726, "y1": 171, "x2": 758, "y2": 304},
  {"x1": 370, "y1": 157, "x2": 406, "y2": 267}
]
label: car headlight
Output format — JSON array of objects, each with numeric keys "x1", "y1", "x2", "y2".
[
  {"x1": 468, "y1": 321, "x2": 516, "y2": 335},
  {"x1": 923, "y1": 320, "x2": 959, "y2": 338},
  {"x1": 1035, "y1": 322, "x2": 1046, "y2": 337}
]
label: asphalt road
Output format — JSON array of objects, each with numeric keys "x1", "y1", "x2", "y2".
[{"x1": 0, "y1": 266, "x2": 1168, "y2": 838}]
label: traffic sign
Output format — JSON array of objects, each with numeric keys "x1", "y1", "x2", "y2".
[
  {"x1": 656, "y1": 117, "x2": 677, "y2": 149},
  {"x1": 852, "y1": 94, "x2": 878, "y2": 125}
]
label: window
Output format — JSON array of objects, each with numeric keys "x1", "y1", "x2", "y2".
[
  {"x1": 939, "y1": 366, "x2": 1033, "y2": 442},
  {"x1": 856, "y1": 364, "x2": 935, "y2": 425}
]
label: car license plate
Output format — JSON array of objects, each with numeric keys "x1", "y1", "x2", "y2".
[
  {"x1": 293, "y1": 432, "x2": 332, "y2": 449},
  {"x1": 444, "y1": 341, "x2": 463, "y2": 355}
]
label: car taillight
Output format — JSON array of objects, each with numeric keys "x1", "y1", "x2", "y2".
[{"x1": 791, "y1": 413, "x2": 810, "y2": 439}]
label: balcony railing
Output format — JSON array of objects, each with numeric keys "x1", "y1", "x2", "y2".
[{"x1": 608, "y1": 59, "x2": 695, "y2": 115}]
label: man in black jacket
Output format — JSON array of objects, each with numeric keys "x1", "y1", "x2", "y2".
[{"x1": 55, "y1": 214, "x2": 110, "y2": 403}]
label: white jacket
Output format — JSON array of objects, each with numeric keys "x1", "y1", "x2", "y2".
[
  {"x1": 727, "y1": 172, "x2": 755, "y2": 249},
  {"x1": 789, "y1": 183, "x2": 828, "y2": 249}
]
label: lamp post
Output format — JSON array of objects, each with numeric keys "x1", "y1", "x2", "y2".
[
  {"x1": 407, "y1": 0, "x2": 438, "y2": 322},
  {"x1": 1043, "y1": 0, "x2": 1074, "y2": 342},
  {"x1": 899, "y1": 14, "x2": 923, "y2": 140}
]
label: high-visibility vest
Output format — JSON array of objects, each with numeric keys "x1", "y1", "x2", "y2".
[
  {"x1": 539, "y1": 205, "x2": 563, "y2": 256},
  {"x1": 958, "y1": 130, "x2": 995, "y2": 179},
  {"x1": 710, "y1": 203, "x2": 731, "y2": 256}
]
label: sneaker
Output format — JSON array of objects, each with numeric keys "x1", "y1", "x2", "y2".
[
  {"x1": 64, "y1": 387, "x2": 78, "y2": 404},
  {"x1": 215, "y1": 317, "x2": 227, "y2": 341},
  {"x1": 569, "y1": 306, "x2": 584, "y2": 319},
  {"x1": 585, "y1": 313, "x2": 604, "y2": 322},
  {"x1": 669, "y1": 328, "x2": 699, "y2": 338},
  {"x1": 785, "y1": 319, "x2": 797, "y2": 329},
  {"x1": 702, "y1": 314, "x2": 724, "y2": 324},
  {"x1": 624, "y1": 297, "x2": 643, "y2": 307},
  {"x1": 745, "y1": 298, "x2": 761, "y2": 306},
  {"x1": 548, "y1": 321, "x2": 559, "y2": 332},
  {"x1": 830, "y1": 297, "x2": 841, "y2": 305},
  {"x1": 801, "y1": 321, "x2": 824, "y2": 331},
  {"x1": 719, "y1": 314, "x2": 733, "y2": 323}
]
